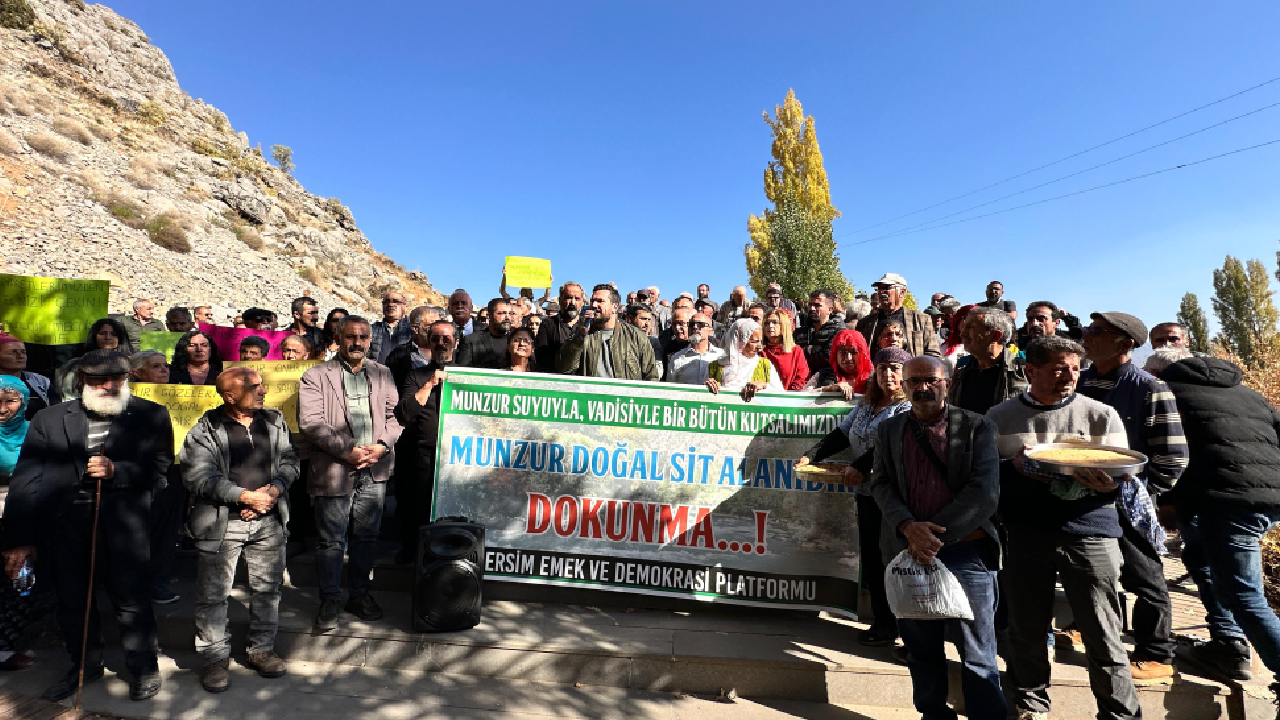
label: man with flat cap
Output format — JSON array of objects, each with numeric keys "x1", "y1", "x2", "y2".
[
  {"x1": 1, "y1": 349, "x2": 174, "y2": 702},
  {"x1": 1074, "y1": 311, "x2": 1188, "y2": 683},
  {"x1": 856, "y1": 273, "x2": 941, "y2": 358}
]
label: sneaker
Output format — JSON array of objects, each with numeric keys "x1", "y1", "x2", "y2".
[
  {"x1": 314, "y1": 597, "x2": 342, "y2": 632},
  {"x1": 200, "y1": 658, "x2": 230, "y2": 693},
  {"x1": 1184, "y1": 638, "x2": 1252, "y2": 681},
  {"x1": 129, "y1": 671, "x2": 162, "y2": 701},
  {"x1": 1130, "y1": 655, "x2": 1178, "y2": 684},
  {"x1": 1016, "y1": 711, "x2": 1049, "y2": 720},
  {"x1": 246, "y1": 651, "x2": 286, "y2": 678},
  {"x1": 153, "y1": 586, "x2": 180, "y2": 605},
  {"x1": 857, "y1": 628, "x2": 897, "y2": 647},
  {"x1": 41, "y1": 665, "x2": 104, "y2": 702},
  {"x1": 344, "y1": 592, "x2": 384, "y2": 621}
]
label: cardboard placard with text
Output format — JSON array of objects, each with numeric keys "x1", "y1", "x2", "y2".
[
  {"x1": 0, "y1": 273, "x2": 110, "y2": 345},
  {"x1": 504, "y1": 256, "x2": 552, "y2": 288}
]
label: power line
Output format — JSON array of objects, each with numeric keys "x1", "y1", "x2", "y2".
[
  {"x1": 843, "y1": 75, "x2": 1280, "y2": 236},
  {"x1": 838, "y1": 100, "x2": 1280, "y2": 240},
  {"x1": 846, "y1": 137, "x2": 1280, "y2": 246}
]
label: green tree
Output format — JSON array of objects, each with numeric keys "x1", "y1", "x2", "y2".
[
  {"x1": 271, "y1": 144, "x2": 294, "y2": 175},
  {"x1": 745, "y1": 90, "x2": 852, "y2": 299},
  {"x1": 0, "y1": 0, "x2": 35, "y2": 30},
  {"x1": 750, "y1": 190, "x2": 852, "y2": 301},
  {"x1": 1211, "y1": 256, "x2": 1279, "y2": 365},
  {"x1": 1177, "y1": 292, "x2": 1211, "y2": 354}
]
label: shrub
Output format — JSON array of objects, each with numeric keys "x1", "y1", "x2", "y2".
[
  {"x1": 144, "y1": 213, "x2": 191, "y2": 253},
  {"x1": 24, "y1": 131, "x2": 70, "y2": 159},
  {"x1": 0, "y1": 0, "x2": 34, "y2": 30},
  {"x1": 271, "y1": 144, "x2": 294, "y2": 175},
  {"x1": 135, "y1": 100, "x2": 166, "y2": 126},
  {"x1": 191, "y1": 137, "x2": 237, "y2": 161},
  {"x1": 52, "y1": 117, "x2": 93, "y2": 145},
  {"x1": 237, "y1": 226, "x2": 263, "y2": 251},
  {"x1": 233, "y1": 154, "x2": 265, "y2": 178},
  {"x1": 297, "y1": 267, "x2": 317, "y2": 284},
  {"x1": 31, "y1": 21, "x2": 85, "y2": 65},
  {"x1": 63, "y1": 0, "x2": 85, "y2": 11}
]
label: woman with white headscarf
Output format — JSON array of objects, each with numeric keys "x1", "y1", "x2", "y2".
[{"x1": 705, "y1": 319, "x2": 782, "y2": 402}]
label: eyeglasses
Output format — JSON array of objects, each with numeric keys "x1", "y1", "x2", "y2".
[
  {"x1": 511, "y1": 337, "x2": 533, "y2": 346},
  {"x1": 690, "y1": 322, "x2": 710, "y2": 329},
  {"x1": 428, "y1": 334, "x2": 454, "y2": 343},
  {"x1": 383, "y1": 298, "x2": 405, "y2": 305},
  {"x1": 905, "y1": 377, "x2": 946, "y2": 387}
]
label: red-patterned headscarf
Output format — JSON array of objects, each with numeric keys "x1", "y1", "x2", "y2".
[
  {"x1": 944, "y1": 304, "x2": 978, "y2": 356},
  {"x1": 829, "y1": 329, "x2": 874, "y2": 394}
]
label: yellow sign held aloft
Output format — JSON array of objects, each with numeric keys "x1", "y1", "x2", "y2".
[
  {"x1": 504, "y1": 256, "x2": 552, "y2": 289},
  {"x1": 0, "y1": 273, "x2": 110, "y2": 345}
]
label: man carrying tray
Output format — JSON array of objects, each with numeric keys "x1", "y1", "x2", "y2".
[{"x1": 985, "y1": 336, "x2": 1142, "y2": 720}]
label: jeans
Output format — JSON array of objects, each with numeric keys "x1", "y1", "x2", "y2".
[
  {"x1": 1004, "y1": 529, "x2": 1141, "y2": 720},
  {"x1": 1118, "y1": 514, "x2": 1175, "y2": 662},
  {"x1": 897, "y1": 540, "x2": 1006, "y2": 720},
  {"x1": 1180, "y1": 509, "x2": 1280, "y2": 679},
  {"x1": 857, "y1": 494, "x2": 896, "y2": 635},
  {"x1": 313, "y1": 476, "x2": 386, "y2": 600},
  {"x1": 194, "y1": 514, "x2": 286, "y2": 663}
]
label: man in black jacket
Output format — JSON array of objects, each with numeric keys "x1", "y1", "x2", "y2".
[
  {"x1": 793, "y1": 289, "x2": 846, "y2": 375},
  {"x1": 2, "y1": 350, "x2": 173, "y2": 702},
  {"x1": 1160, "y1": 356, "x2": 1280, "y2": 687},
  {"x1": 534, "y1": 281, "x2": 587, "y2": 372},
  {"x1": 457, "y1": 298, "x2": 514, "y2": 369},
  {"x1": 385, "y1": 305, "x2": 445, "y2": 390},
  {"x1": 392, "y1": 320, "x2": 457, "y2": 564}
]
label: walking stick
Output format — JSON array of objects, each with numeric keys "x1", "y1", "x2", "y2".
[{"x1": 74, "y1": 446, "x2": 105, "y2": 712}]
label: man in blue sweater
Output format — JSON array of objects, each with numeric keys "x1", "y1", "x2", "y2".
[{"x1": 1078, "y1": 312, "x2": 1188, "y2": 683}]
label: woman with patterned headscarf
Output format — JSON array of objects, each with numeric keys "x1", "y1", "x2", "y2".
[
  {"x1": 705, "y1": 319, "x2": 782, "y2": 401},
  {"x1": 0, "y1": 375, "x2": 36, "y2": 671},
  {"x1": 805, "y1": 329, "x2": 874, "y2": 399}
]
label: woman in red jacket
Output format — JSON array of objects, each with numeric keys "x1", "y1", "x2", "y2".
[{"x1": 761, "y1": 309, "x2": 810, "y2": 391}]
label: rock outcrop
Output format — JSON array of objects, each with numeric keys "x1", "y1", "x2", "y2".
[{"x1": 0, "y1": 0, "x2": 441, "y2": 321}]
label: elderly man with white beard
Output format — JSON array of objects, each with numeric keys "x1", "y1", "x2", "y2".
[{"x1": 1, "y1": 349, "x2": 174, "y2": 703}]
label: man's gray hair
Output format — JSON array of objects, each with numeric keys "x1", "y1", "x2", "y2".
[
  {"x1": 409, "y1": 305, "x2": 445, "y2": 326},
  {"x1": 337, "y1": 315, "x2": 371, "y2": 335},
  {"x1": 129, "y1": 350, "x2": 165, "y2": 370},
  {"x1": 1144, "y1": 346, "x2": 1193, "y2": 376},
  {"x1": 133, "y1": 299, "x2": 151, "y2": 311},
  {"x1": 844, "y1": 299, "x2": 872, "y2": 322},
  {"x1": 939, "y1": 298, "x2": 962, "y2": 314},
  {"x1": 558, "y1": 281, "x2": 583, "y2": 299},
  {"x1": 1024, "y1": 335, "x2": 1086, "y2": 366},
  {"x1": 968, "y1": 306, "x2": 1016, "y2": 345}
]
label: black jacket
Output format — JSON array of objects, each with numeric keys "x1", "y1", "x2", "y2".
[
  {"x1": 534, "y1": 315, "x2": 578, "y2": 373},
  {"x1": 794, "y1": 318, "x2": 847, "y2": 375},
  {"x1": 1160, "y1": 357, "x2": 1280, "y2": 511},
  {"x1": 394, "y1": 362, "x2": 449, "y2": 476},
  {"x1": 3, "y1": 397, "x2": 174, "y2": 548},
  {"x1": 385, "y1": 340, "x2": 427, "y2": 391},
  {"x1": 457, "y1": 330, "x2": 509, "y2": 369}
]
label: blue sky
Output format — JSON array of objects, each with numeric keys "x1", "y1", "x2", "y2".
[{"x1": 112, "y1": 1, "x2": 1280, "y2": 336}]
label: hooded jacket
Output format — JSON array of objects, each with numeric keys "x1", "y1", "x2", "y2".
[{"x1": 1160, "y1": 357, "x2": 1280, "y2": 511}]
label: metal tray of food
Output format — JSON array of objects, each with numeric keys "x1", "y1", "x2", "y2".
[
  {"x1": 1025, "y1": 442, "x2": 1147, "y2": 478},
  {"x1": 794, "y1": 462, "x2": 847, "y2": 479}
]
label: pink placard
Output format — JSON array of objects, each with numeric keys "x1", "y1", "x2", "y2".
[{"x1": 198, "y1": 323, "x2": 296, "y2": 361}]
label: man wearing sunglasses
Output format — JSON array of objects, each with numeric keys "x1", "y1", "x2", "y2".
[
  {"x1": 666, "y1": 312, "x2": 726, "y2": 385},
  {"x1": 370, "y1": 292, "x2": 412, "y2": 365}
]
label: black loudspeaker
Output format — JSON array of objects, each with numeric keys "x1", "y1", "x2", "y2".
[{"x1": 413, "y1": 519, "x2": 485, "y2": 632}]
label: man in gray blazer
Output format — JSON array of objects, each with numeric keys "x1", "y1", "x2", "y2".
[
  {"x1": 870, "y1": 355, "x2": 1005, "y2": 720},
  {"x1": 181, "y1": 367, "x2": 298, "y2": 693},
  {"x1": 299, "y1": 315, "x2": 403, "y2": 632}
]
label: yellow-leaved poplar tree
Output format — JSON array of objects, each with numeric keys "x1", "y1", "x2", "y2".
[{"x1": 746, "y1": 89, "x2": 852, "y2": 300}]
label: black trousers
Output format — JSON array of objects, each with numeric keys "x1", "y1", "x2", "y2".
[
  {"x1": 1118, "y1": 515, "x2": 1175, "y2": 662},
  {"x1": 148, "y1": 473, "x2": 187, "y2": 591},
  {"x1": 396, "y1": 456, "x2": 436, "y2": 555},
  {"x1": 52, "y1": 491, "x2": 157, "y2": 678},
  {"x1": 857, "y1": 494, "x2": 896, "y2": 636},
  {"x1": 286, "y1": 458, "x2": 315, "y2": 542}
]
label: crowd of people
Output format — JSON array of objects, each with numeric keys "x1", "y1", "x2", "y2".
[{"x1": 0, "y1": 271, "x2": 1278, "y2": 720}]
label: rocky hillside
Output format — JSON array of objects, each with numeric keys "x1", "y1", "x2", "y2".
[{"x1": 0, "y1": 0, "x2": 442, "y2": 322}]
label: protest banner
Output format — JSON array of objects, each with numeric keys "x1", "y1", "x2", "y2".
[
  {"x1": 225, "y1": 359, "x2": 321, "y2": 433},
  {"x1": 138, "y1": 331, "x2": 185, "y2": 362},
  {"x1": 434, "y1": 368, "x2": 861, "y2": 616},
  {"x1": 504, "y1": 256, "x2": 552, "y2": 288},
  {"x1": 0, "y1": 273, "x2": 110, "y2": 345},
  {"x1": 199, "y1": 323, "x2": 294, "y2": 361},
  {"x1": 132, "y1": 383, "x2": 222, "y2": 456}
]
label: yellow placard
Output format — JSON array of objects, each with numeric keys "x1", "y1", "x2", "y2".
[
  {"x1": 138, "y1": 331, "x2": 185, "y2": 362},
  {"x1": 225, "y1": 359, "x2": 321, "y2": 433},
  {"x1": 131, "y1": 383, "x2": 223, "y2": 456},
  {"x1": 504, "y1": 256, "x2": 552, "y2": 288},
  {"x1": 0, "y1": 273, "x2": 110, "y2": 345}
]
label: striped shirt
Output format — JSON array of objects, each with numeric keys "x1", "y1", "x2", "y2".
[{"x1": 1079, "y1": 362, "x2": 1188, "y2": 494}]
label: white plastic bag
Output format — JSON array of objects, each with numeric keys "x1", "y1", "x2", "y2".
[{"x1": 884, "y1": 549, "x2": 974, "y2": 621}]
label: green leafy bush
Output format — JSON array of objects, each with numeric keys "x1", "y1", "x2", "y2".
[
  {"x1": 144, "y1": 213, "x2": 191, "y2": 253},
  {"x1": 135, "y1": 100, "x2": 167, "y2": 126},
  {"x1": 0, "y1": 0, "x2": 34, "y2": 30}
]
